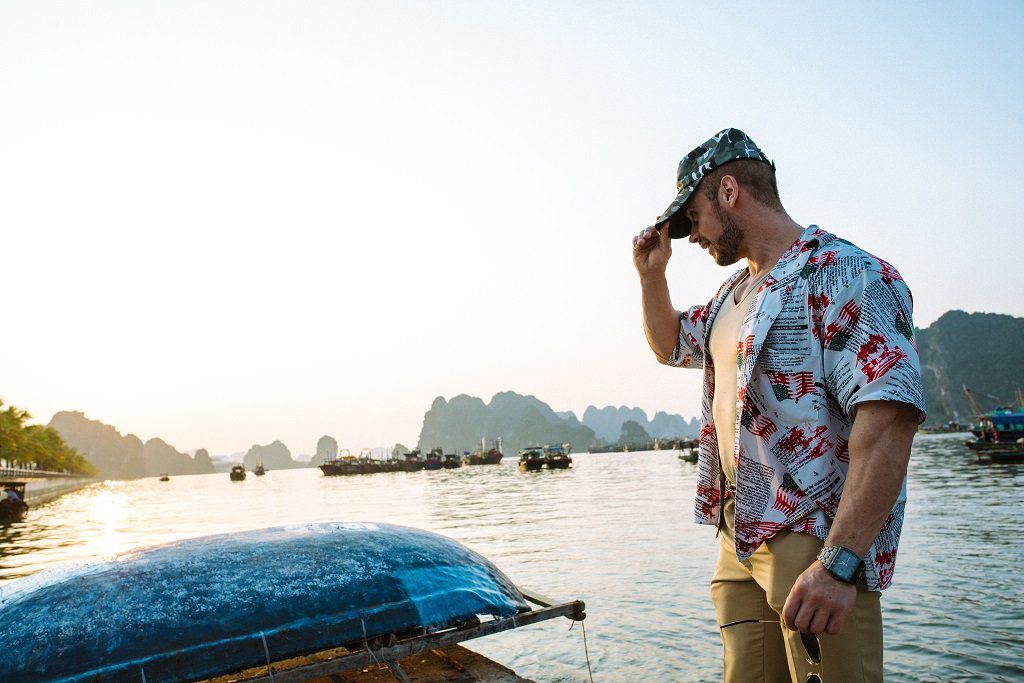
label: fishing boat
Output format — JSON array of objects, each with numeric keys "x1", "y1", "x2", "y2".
[
  {"x1": 468, "y1": 438, "x2": 504, "y2": 465},
  {"x1": 159, "y1": 473, "x2": 170, "y2": 482},
  {"x1": 970, "y1": 410, "x2": 1024, "y2": 440},
  {"x1": 542, "y1": 443, "x2": 572, "y2": 469},
  {"x1": 320, "y1": 450, "x2": 366, "y2": 476},
  {"x1": 229, "y1": 465, "x2": 246, "y2": 481},
  {"x1": 677, "y1": 438, "x2": 699, "y2": 462},
  {"x1": 677, "y1": 449, "x2": 698, "y2": 463},
  {"x1": 518, "y1": 446, "x2": 545, "y2": 472},
  {"x1": 424, "y1": 447, "x2": 444, "y2": 471},
  {"x1": 965, "y1": 436, "x2": 1024, "y2": 464},
  {"x1": 254, "y1": 462, "x2": 266, "y2": 476},
  {"x1": 974, "y1": 446, "x2": 1024, "y2": 464},
  {"x1": 0, "y1": 523, "x2": 586, "y2": 681},
  {"x1": 442, "y1": 452, "x2": 463, "y2": 469},
  {"x1": 401, "y1": 449, "x2": 426, "y2": 472},
  {"x1": 0, "y1": 482, "x2": 28, "y2": 522}
]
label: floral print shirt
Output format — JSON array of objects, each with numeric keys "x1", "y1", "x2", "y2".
[{"x1": 669, "y1": 226, "x2": 926, "y2": 590}]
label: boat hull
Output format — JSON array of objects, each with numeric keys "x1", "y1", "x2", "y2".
[
  {"x1": 0, "y1": 523, "x2": 529, "y2": 682},
  {"x1": 468, "y1": 451, "x2": 503, "y2": 465},
  {"x1": 519, "y1": 459, "x2": 544, "y2": 472}
]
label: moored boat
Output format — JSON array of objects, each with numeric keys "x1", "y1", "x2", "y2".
[
  {"x1": 542, "y1": 443, "x2": 572, "y2": 469},
  {"x1": 424, "y1": 447, "x2": 444, "y2": 471},
  {"x1": 468, "y1": 437, "x2": 504, "y2": 465},
  {"x1": 443, "y1": 452, "x2": 463, "y2": 469},
  {"x1": 229, "y1": 465, "x2": 246, "y2": 481},
  {"x1": 0, "y1": 482, "x2": 29, "y2": 522},
  {"x1": 320, "y1": 450, "x2": 367, "y2": 476},
  {"x1": 402, "y1": 449, "x2": 426, "y2": 472},
  {"x1": 968, "y1": 406, "x2": 1024, "y2": 439},
  {"x1": 159, "y1": 473, "x2": 170, "y2": 482},
  {"x1": 518, "y1": 446, "x2": 545, "y2": 472},
  {"x1": 254, "y1": 462, "x2": 266, "y2": 476}
]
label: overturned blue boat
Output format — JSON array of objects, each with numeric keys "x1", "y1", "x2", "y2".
[{"x1": 0, "y1": 522, "x2": 580, "y2": 682}]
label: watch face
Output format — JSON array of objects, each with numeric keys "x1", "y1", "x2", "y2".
[{"x1": 819, "y1": 546, "x2": 864, "y2": 584}]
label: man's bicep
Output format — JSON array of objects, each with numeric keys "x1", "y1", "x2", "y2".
[{"x1": 849, "y1": 400, "x2": 919, "y2": 460}]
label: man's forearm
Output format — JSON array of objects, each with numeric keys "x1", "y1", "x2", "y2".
[
  {"x1": 824, "y1": 401, "x2": 919, "y2": 556},
  {"x1": 641, "y1": 273, "x2": 681, "y2": 363}
]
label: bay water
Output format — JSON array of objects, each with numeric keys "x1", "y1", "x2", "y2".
[{"x1": 1, "y1": 434, "x2": 1020, "y2": 682}]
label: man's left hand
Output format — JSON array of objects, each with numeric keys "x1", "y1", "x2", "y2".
[{"x1": 782, "y1": 562, "x2": 857, "y2": 635}]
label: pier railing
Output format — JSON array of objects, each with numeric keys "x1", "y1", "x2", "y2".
[{"x1": 0, "y1": 467, "x2": 92, "y2": 480}]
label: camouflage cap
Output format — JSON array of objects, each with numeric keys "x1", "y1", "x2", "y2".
[{"x1": 655, "y1": 128, "x2": 775, "y2": 239}]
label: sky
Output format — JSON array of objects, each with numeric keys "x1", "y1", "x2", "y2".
[{"x1": 2, "y1": 1, "x2": 1022, "y2": 456}]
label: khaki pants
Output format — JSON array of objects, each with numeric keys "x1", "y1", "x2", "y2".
[{"x1": 711, "y1": 498, "x2": 883, "y2": 682}]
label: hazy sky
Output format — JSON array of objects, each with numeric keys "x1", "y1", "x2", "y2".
[{"x1": 2, "y1": 2, "x2": 1022, "y2": 455}]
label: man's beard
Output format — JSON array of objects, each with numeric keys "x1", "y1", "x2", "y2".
[{"x1": 710, "y1": 201, "x2": 745, "y2": 266}]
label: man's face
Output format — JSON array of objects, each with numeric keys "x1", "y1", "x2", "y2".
[{"x1": 681, "y1": 187, "x2": 746, "y2": 266}]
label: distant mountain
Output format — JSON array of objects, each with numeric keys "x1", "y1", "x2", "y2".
[
  {"x1": 310, "y1": 435, "x2": 338, "y2": 467},
  {"x1": 917, "y1": 310, "x2": 1024, "y2": 422},
  {"x1": 417, "y1": 391, "x2": 596, "y2": 457},
  {"x1": 48, "y1": 411, "x2": 214, "y2": 479},
  {"x1": 243, "y1": 440, "x2": 307, "y2": 470},
  {"x1": 582, "y1": 405, "x2": 699, "y2": 441}
]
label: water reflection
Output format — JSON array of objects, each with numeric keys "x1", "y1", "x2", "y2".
[{"x1": 1, "y1": 435, "x2": 1021, "y2": 681}]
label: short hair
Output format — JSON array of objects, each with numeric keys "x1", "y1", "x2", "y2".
[{"x1": 700, "y1": 159, "x2": 782, "y2": 210}]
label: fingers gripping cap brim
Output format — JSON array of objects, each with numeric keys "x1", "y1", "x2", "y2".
[{"x1": 656, "y1": 186, "x2": 695, "y2": 239}]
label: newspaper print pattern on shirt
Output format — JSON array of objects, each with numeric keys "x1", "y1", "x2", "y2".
[{"x1": 668, "y1": 226, "x2": 925, "y2": 590}]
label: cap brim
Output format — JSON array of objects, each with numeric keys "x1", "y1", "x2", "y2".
[{"x1": 655, "y1": 186, "x2": 695, "y2": 239}]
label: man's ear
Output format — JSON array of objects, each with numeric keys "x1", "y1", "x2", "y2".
[{"x1": 719, "y1": 175, "x2": 738, "y2": 207}]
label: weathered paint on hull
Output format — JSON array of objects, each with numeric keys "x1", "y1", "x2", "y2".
[{"x1": 0, "y1": 522, "x2": 529, "y2": 682}]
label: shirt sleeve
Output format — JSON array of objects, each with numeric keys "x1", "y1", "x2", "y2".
[
  {"x1": 666, "y1": 302, "x2": 710, "y2": 369},
  {"x1": 820, "y1": 267, "x2": 927, "y2": 423}
]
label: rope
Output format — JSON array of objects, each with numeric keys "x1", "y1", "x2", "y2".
[
  {"x1": 260, "y1": 631, "x2": 275, "y2": 682},
  {"x1": 360, "y1": 617, "x2": 380, "y2": 665},
  {"x1": 139, "y1": 665, "x2": 147, "y2": 683},
  {"x1": 568, "y1": 619, "x2": 595, "y2": 682},
  {"x1": 581, "y1": 620, "x2": 594, "y2": 683}
]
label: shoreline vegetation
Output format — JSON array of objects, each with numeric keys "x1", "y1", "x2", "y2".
[{"x1": 0, "y1": 399, "x2": 94, "y2": 476}]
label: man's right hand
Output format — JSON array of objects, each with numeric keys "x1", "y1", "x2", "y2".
[{"x1": 632, "y1": 224, "x2": 672, "y2": 279}]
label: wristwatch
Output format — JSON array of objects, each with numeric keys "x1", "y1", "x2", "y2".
[{"x1": 817, "y1": 545, "x2": 865, "y2": 585}]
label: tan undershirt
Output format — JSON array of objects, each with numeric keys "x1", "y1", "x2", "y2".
[{"x1": 710, "y1": 270, "x2": 769, "y2": 487}]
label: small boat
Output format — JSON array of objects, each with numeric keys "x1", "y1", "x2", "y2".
[
  {"x1": 253, "y1": 462, "x2": 266, "y2": 476},
  {"x1": 677, "y1": 448, "x2": 698, "y2": 463},
  {"x1": 0, "y1": 482, "x2": 29, "y2": 522},
  {"x1": 969, "y1": 408, "x2": 1024, "y2": 439},
  {"x1": 424, "y1": 447, "x2": 444, "y2": 471},
  {"x1": 468, "y1": 437, "x2": 504, "y2": 465},
  {"x1": 401, "y1": 449, "x2": 426, "y2": 472},
  {"x1": 0, "y1": 523, "x2": 586, "y2": 681},
  {"x1": 320, "y1": 450, "x2": 366, "y2": 476},
  {"x1": 968, "y1": 437, "x2": 1024, "y2": 464},
  {"x1": 677, "y1": 438, "x2": 699, "y2": 462},
  {"x1": 442, "y1": 452, "x2": 463, "y2": 469},
  {"x1": 542, "y1": 443, "x2": 573, "y2": 469},
  {"x1": 159, "y1": 473, "x2": 170, "y2": 482},
  {"x1": 978, "y1": 448, "x2": 1024, "y2": 464},
  {"x1": 518, "y1": 446, "x2": 545, "y2": 472},
  {"x1": 229, "y1": 465, "x2": 246, "y2": 481}
]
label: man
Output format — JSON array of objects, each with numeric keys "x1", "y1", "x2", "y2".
[{"x1": 633, "y1": 129, "x2": 924, "y2": 682}]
